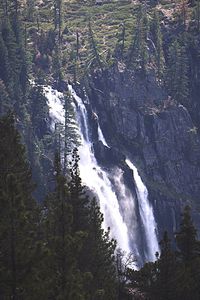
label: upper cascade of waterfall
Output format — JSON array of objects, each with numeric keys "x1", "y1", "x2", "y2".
[
  {"x1": 125, "y1": 159, "x2": 159, "y2": 262},
  {"x1": 44, "y1": 86, "x2": 65, "y2": 128},
  {"x1": 68, "y1": 85, "x2": 90, "y2": 142}
]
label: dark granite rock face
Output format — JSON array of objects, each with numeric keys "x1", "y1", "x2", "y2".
[{"x1": 85, "y1": 63, "x2": 200, "y2": 241}]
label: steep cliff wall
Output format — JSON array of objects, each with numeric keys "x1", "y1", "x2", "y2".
[{"x1": 84, "y1": 63, "x2": 200, "y2": 241}]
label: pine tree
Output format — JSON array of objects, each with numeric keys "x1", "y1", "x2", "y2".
[
  {"x1": 151, "y1": 10, "x2": 165, "y2": 78},
  {"x1": 0, "y1": 10, "x2": 30, "y2": 111},
  {"x1": 0, "y1": 114, "x2": 40, "y2": 299},
  {"x1": 69, "y1": 148, "x2": 90, "y2": 233},
  {"x1": 29, "y1": 84, "x2": 49, "y2": 139},
  {"x1": 176, "y1": 206, "x2": 200, "y2": 263},
  {"x1": 0, "y1": 0, "x2": 8, "y2": 16},
  {"x1": 52, "y1": 45, "x2": 63, "y2": 84},
  {"x1": 42, "y1": 152, "x2": 86, "y2": 299},
  {"x1": 81, "y1": 199, "x2": 117, "y2": 300},
  {"x1": 166, "y1": 39, "x2": 189, "y2": 104},
  {"x1": 0, "y1": 80, "x2": 10, "y2": 115},
  {"x1": 68, "y1": 150, "x2": 117, "y2": 299},
  {"x1": 174, "y1": 206, "x2": 200, "y2": 300},
  {"x1": 155, "y1": 231, "x2": 177, "y2": 300},
  {"x1": 0, "y1": 31, "x2": 11, "y2": 86},
  {"x1": 129, "y1": 5, "x2": 149, "y2": 72},
  {"x1": 88, "y1": 20, "x2": 104, "y2": 72},
  {"x1": 115, "y1": 23, "x2": 126, "y2": 60},
  {"x1": 26, "y1": 0, "x2": 36, "y2": 22},
  {"x1": 194, "y1": 0, "x2": 200, "y2": 31},
  {"x1": 53, "y1": 0, "x2": 62, "y2": 44}
]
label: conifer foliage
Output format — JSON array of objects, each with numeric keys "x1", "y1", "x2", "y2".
[
  {"x1": 0, "y1": 115, "x2": 117, "y2": 299},
  {"x1": 128, "y1": 206, "x2": 200, "y2": 300},
  {"x1": 0, "y1": 114, "x2": 40, "y2": 299}
]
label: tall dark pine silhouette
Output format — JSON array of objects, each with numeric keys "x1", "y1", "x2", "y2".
[
  {"x1": 43, "y1": 151, "x2": 86, "y2": 299},
  {"x1": 0, "y1": 114, "x2": 40, "y2": 299},
  {"x1": 176, "y1": 205, "x2": 200, "y2": 263}
]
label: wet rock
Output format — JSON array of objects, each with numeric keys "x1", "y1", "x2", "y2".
[
  {"x1": 86, "y1": 64, "x2": 200, "y2": 240},
  {"x1": 93, "y1": 141, "x2": 125, "y2": 167}
]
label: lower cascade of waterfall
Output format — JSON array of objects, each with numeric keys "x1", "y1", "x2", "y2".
[
  {"x1": 45, "y1": 84, "x2": 159, "y2": 265},
  {"x1": 125, "y1": 159, "x2": 159, "y2": 262}
]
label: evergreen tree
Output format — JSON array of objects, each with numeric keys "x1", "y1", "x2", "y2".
[
  {"x1": 155, "y1": 232, "x2": 177, "y2": 300},
  {"x1": 29, "y1": 84, "x2": 49, "y2": 139},
  {"x1": 128, "y1": 208, "x2": 200, "y2": 300},
  {"x1": 176, "y1": 205, "x2": 200, "y2": 263},
  {"x1": 52, "y1": 45, "x2": 63, "y2": 84},
  {"x1": 42, "y1": 152, "x2": 86, "y2": 299},
  {"x1": 0, "y1": 80, "x2": 10, "y2": 115},
  {"x1": 174, "y1": 206, "x2": 200, "y2": 300},
  {"x1": 0, "y1": 0, "x2": 8, "y2": 16},
  {"x1": 166, "y1": 39, "x2": 189, "y2": 104},
  {"x1": 68, "y1": 150, "x2": 118, "y2": 299},
  {"x1": 115, "y1": 23, "x2": 126, "y2": 60},
  {"x1": 0, "y1": 31, "x2": 11, "y2": 86},
  {"x1": 151, "y1": 10, "x2": 165, "y2": 78},
  {"x1": 26, "y1": 0, "x2": 36, "y2": 22},
  {"x1": 69, "y1": 148, "x2": 90, "y2": 233},
  {"x1": 81, "y1": 199, "x2": 117, "y2": 300},
  {"x1": 0, "y1": 114, "x2": 40, "y2": 299},
  {"x1": 127, "y1": 260, "x2": 157, "y2": 299},
  {"x1": 1, "y1": 16, "x2": 29, "y2": 112},
  {"x1": 194, "y1": 0, "x2": 200, "y2": 31},
  {"x1": 116, "y1": 249, "x2": 135, "y2": 300},
  {"x1": 129, "y1": 5, "x2": 149, "y2": 72},
  {"x1": 88, "y1": 20, "x2": 104, "y2": 72},
  {"x1": 53, "y1": 0, "x2": 63, "y2": 44}
]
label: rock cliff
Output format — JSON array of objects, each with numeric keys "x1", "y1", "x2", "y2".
[{"x1": 84, "y1": 63, "x2": 200, "y2": 241}]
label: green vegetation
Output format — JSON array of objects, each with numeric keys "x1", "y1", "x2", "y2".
[
  {"x1": 1, "y1": 0, "x2": 199, "y2": 97},
  {"x1": 127, "y1": 206, "x2": 200, "y2": 300},
  {"x1": 2, "y1": 111, "x2": 200, "y2": 299},
  {"x1": 0, "y1": 114, "x2": 118, "y2": 299}
]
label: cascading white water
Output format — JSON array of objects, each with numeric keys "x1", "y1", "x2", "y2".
[
  {"x1": 44, "y1": 86, "x2": 65, "y2": 129},
  {"x1": 45, "y1": 84, "x2": 159, "y2": 262},
  {"x1": 96, "y1": 111, "x2": 159, "y2": 262},
  {"x1": 95, "y1": 112, "x2": 156, "y2": 265},
  {"x1": 125, "y1": 159, "x2": 159, "y2": 261},
  {"x1": 46, "y1": 84, "x2": 130, "y2": 253},
  {"x1": 97, "y1": 122, "x2": 109, "y2": 147},
  {"x1": 111, "y1": 167, "x2": 141, "y2": 258}
]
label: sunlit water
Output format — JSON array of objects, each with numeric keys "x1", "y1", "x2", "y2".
[
  {"x1": 45, "y1": 84, "x2": 159, "y2": 262},
  {"x1": 126, "y1": 159, "x2": 159, "y2": 261}
]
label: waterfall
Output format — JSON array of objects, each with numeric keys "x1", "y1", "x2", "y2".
[
  {"x1": 95, "y1": 109, "x2": 159, "y2": 262},
  {"x1": 125, "y1": 159, "x2": 159, "y2": 261},
  {"x1": 44, "y1": 86, "x2": 65, "y2": 129},
  {"x1": 45, "y1": 84, "x2": 159, "y2": 263},
  {"x1": 66, "y1": 85, "x2": 132, "y2": 253},
  {"x1": 97, "y1": 122, "x2": 109, "y2": 147}
]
